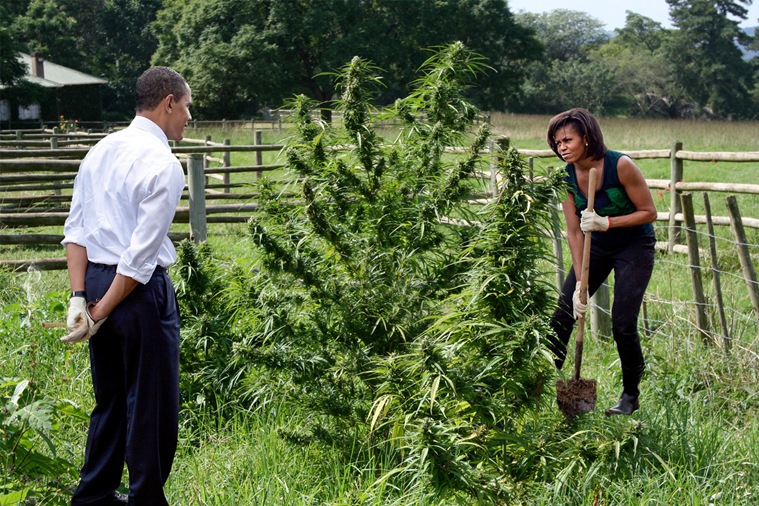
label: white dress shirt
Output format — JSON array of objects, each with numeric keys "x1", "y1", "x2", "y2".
[{"x1": 63, "y1": 116, "x2": 186, "y2": 284}]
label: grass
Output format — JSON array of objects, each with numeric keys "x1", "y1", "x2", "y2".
[
  {"x1": 2, "y1": 116, "x2": 759, "y2": 504},
  {"x1": 489, "y1": 113, "x2": 759, "y2": 152}
]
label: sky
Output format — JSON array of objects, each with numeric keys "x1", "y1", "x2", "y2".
[{"x1": 506, "y1": 0, "x2": 759, "y2": 31}]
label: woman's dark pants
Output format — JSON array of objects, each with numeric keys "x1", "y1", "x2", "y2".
[{"x1": 548, "y1": 235, "x2": 655, "y2": 397}]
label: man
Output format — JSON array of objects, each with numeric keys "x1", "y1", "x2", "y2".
[{"x1": 62, "y1": 66, "x2": 191, "y2": 505}]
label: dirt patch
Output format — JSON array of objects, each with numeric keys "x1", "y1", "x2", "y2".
[{"x1": 556, "y1": 378, "x2": 597, "y2": 418}]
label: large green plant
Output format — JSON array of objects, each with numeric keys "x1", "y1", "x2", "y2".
[{"x1": 230, "y1": 42, "x2": 563, "y2": 501}]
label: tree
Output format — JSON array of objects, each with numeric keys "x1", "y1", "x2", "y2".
[
  {"x1": 516, "y1": 9, "x2": 607, "y2": 61},
  {"x1": 5, "y1": 0, "x2": 162, "y2": 120},
  {"x1": 594, "y1": 13, "x2": 685, "y2": 117},
  {"x1": 60, "y1": 0, "x2": 163, "y2": 119},
  {"x1": 665, "y1": 0, "x2": 755, "y2": 117},
  {"x1": 12, "y1": 0, "x2": 79, "y2": 68},
  {"x1": 514, "y1": 10, "x2": 617, "y2": 113},
  {"x1": 151, "y1": 0, "x2": 542, "y2": 118},
  {"x1": 0, "y1": 3, "x2": 27, "y2": 88},
  {"x1": 615, "y1": 11, "x2": 669, "y2": 52},
  {"x1": 0, "y1": 2, "x2": 45, "y2": 111},
  {"x1": 519, "y1": 58, "x2": 618, "y2": 113}
]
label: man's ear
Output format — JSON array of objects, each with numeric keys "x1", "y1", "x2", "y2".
[{"x1": 165, "y1": 94, "x2": 174, "y2": 113}]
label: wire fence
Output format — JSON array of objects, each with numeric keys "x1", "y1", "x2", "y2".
[{"x1": 584, "y1": 220, "x2": 759, "y2": 371}]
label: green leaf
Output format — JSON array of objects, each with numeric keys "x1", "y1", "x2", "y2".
[
  {"x1": 6, "y1": 379, "x2": 28, "y2": 413},
  {"x1": 0, "y1": 487, "x2": 30, "y2": 506}
]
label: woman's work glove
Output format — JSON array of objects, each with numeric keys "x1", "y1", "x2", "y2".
[
  {"x1": 572, "y1": 281, "x2": 586, "y2": 320},
  {"x1": 580, "y1": 209, "x2": 610, "y2": 232},
  {"x1": 61, "y1": 302, "x2": 107, "y2": 344}
]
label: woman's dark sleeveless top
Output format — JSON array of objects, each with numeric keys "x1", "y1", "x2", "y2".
[{"x1": 565, "y1": 150, "x2": 655, "y2": 246}]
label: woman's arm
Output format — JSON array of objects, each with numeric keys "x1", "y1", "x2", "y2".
[{"x1": 608, "y1": 156, "x2": 657, "y2": 229}]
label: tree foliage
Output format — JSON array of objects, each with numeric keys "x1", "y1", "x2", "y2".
[
  {"x1": 596, "y1": 13, "x2": 686, "y2": 117},
  {"x1": 3, "y1": 0, "x2": 163, "y2": 120},
  {"x1": 61, "y1": 0, "x2": 164, "y2": 119},
  {"x1": 0, "y1": 2, "x2": 47, "y2": 109},
  {"x1": 517, "y1": 9, "x2": 607, "y2": 61},
  {"x1": 151, "y1": 0, "x2": 542, "y2": 117},
  {"x1": 2, "y1": 0, "x2": 758, "y2": 121},
  {"x1": 0, "y1": 4, "x2": 28, "y2": 89},
  {"x1": 11, "y1": 0, "x2": 78, "y2": 68},
  {"x1": 514, "y1": 10, "x2": 620, "y2": 113},
  {"x1": 665, "y1": 0, "x2": 755, "y2": 117}
]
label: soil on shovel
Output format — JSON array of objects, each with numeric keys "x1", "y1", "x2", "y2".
[{"x1": 556, "y1": 378, "x2": 597, "y2": 418}]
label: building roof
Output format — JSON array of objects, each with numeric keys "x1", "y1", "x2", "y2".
[{"x1": 17, "y1": 53, "x2": 108, "y2": 88}]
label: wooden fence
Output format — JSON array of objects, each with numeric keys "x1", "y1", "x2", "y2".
[
  {"x1": 0, "y1": 132, "x2": 286, "y2": 271},
  {"x1": 2, "y1": 132, "x2": 759, "y2": 344},
  {"x1": 514, "y1": 140, "x2": 759, "y2": 345}
]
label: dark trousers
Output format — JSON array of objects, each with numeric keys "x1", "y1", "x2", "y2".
[
  {"x1": 72, "y1": 263, "x2": 180, "y2": 506},
  {"x1": 547, "y1": 235, "x2": 655, "y2": 397}
]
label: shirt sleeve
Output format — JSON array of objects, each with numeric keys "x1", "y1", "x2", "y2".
[{"x1": 117, "y1": 161, "x2": 185, "y2": 283}]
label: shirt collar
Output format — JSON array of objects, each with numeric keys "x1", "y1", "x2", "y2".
[{"x1": 130, "y1": 115, "x2": 170, "y2": 149}]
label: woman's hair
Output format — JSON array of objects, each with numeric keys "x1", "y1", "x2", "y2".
[
  {"x1": 546, "y1": 108, "x2": 607, "y2": 161},
  {"x1": 135, "y1": 67, "x2": 188, "y2": 112}
]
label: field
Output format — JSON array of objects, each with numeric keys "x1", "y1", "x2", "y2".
[{"x1": 2, "y1": 115, "x2": 758, "y2": 505}]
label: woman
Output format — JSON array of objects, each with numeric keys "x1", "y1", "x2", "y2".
[{"x1": 546, "y1": 108, "x2": 657, "y2": 416}]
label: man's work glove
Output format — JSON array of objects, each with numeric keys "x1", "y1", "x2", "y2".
[
  {"x1": 572, "y1": 281, "x2": 586, "y2": 320},
  {"x1": 63, "y1": 296, "x2": 88, "y2": 343},
  {"x1": 61, "y1": 302, "x2": 107, "y2": 344},
  {"x1": 580, "y1": 209, "x2": 610, "y2": 232}
]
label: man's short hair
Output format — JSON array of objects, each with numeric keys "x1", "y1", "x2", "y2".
[{"x1": 135, "y1": 67, "x2": 188, "y2": 112}]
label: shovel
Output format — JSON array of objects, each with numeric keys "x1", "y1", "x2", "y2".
[{"x1": 556, "y1": 167, "x2": 598, "y2": 418}]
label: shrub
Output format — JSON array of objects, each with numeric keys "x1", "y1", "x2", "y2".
[{"x1": 223, "y1": 42, "x2": 564, "y2": 501}]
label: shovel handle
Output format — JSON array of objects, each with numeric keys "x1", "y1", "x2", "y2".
[{"x1": 574, "y1": 167, "x2": 597, "y2": 380}]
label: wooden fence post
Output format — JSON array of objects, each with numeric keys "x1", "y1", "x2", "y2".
[
  {"x1": 550, "y1": 193, "x2": 564, "y2": 292},
  {"x1": 703, "y1": 193, "x2": 730, "y2": 353},
  {"x1": 187, "y1": 154, "x2": 207, "y2": 243},
  {"x1": 50, "y1": 136, "x2": 61, "y2": 196},
  {"x1": 668, "y1": 140, "x2": 683, "y2": 254},
  {"x1": 527, "y1": 156, "x2": 534, "y2": 190},
  {"x1": 223, "y1": 138, "x2": 231, "y2": 193},
  {"x1": 590, "y1": 283, "x2": 611, "y2": 341},
  {"x1": 681, "y1": 192, "x2": 710, "y2": 341},
  {"x1": 255, "y1": 130, "x2": 263, "y2": 179},
  {"x1": 488, "y1": 140, "x2": 497, "y2": 196},
  {"x1": 642, "y1": 298, "x2": 651, "y2": 337},
  {"x1": 725, "y1": 195, "x2": 759, "y2": 325},
  {"x1": 491, "y1": 137, "x2": 509, "y2": 196}
]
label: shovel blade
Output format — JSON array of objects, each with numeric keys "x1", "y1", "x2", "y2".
[{"x1": 556, "y1": 378, "x2": 597, "y2": 418}]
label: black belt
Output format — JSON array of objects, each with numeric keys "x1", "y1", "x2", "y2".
[
  {"x1": 88, "y1": 262, "x2": 116, "y2": 272},
  {"x1": 88, "y1": 262, "x2": 167, "y2": 273}
]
